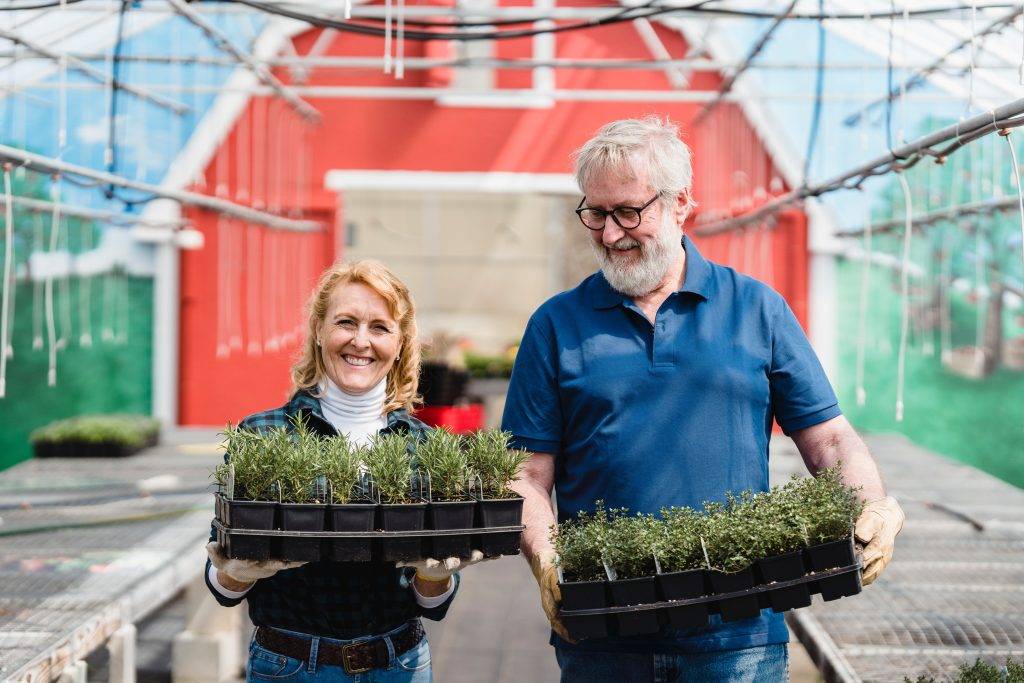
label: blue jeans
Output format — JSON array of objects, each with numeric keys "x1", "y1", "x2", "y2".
[
  {"x1": 555, "y1": 643, "x2": 788, "y2": 682},
  {"x1": 247, "y1": 623, "x2": 431, "y2": 682}
]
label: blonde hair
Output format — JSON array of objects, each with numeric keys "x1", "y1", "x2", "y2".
[
  {"x1": 573, "y1": 115, "x2": 697, "y2": 215},
  {"x1": 291, "y1": 259, "x2": 421, "y2": 414}
]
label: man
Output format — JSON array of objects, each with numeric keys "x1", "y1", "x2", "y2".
[{"x1": 502, "y1": 116, "x2": 905, "y2": 682}]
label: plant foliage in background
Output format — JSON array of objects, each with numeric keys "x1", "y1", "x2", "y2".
[
  {"x1": 30, "y1": 414, "x2": 159, "y2": 448},
  {"x1": 416, "y1": 428, "x2": 471, "y2": 501},
  {"x1": 905, "y1": 657, "x2": 1024, "y2": 683}
]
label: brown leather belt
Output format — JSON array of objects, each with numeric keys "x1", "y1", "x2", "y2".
[{"x1": 254, "y1": 621, "x2": 424, "y2": 675}]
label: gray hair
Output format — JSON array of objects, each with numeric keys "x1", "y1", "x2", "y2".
[{"x1": 573, "y1": 116, "x2": 696, "y2": 210}]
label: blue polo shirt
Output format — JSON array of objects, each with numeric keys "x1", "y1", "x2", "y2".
[{"x1": 502, "y1": 235, "x2": 841, "y2": 655}]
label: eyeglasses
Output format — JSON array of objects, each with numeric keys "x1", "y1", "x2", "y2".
[{"x1": 575, "y1": 194, "x2": 660, "y2": 231}]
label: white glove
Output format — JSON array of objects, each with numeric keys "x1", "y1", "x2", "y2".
[
  {"x1": 397, "y1": 549, "x2": 492, "y2": 582},
  {"x1": 206, "y1": 542, "x2": 306, "y2": 584}
]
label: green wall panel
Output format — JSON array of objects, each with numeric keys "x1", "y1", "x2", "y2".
[{"x1": 0, "y1": 277, "x2": 153, "y2": 470}]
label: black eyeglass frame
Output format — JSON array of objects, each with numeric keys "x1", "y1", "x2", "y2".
[{"x1": 574, "y1": 193, "x2": 661, "y2": 231}]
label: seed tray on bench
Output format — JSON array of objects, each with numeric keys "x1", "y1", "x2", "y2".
[
  {"x1": 557, "y1": 537, "x2": 863, "y2": 640},
  {"x1": 213, "y1": 519, "x2": 525, "y2": 563}
]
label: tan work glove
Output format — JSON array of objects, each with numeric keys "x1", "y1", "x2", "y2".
[
  {"x1": 398, "y1": 549, "x2": 493, "y2": 583},
  {"x1": 854, "y1": 496, "x2": 905, "y2": 586},
  {"x1": 530, "y1": 549, "x2": 576, "y2": 643},
  {"x1": 206, "y1": 541, "x2": 306, "y2": 584}
]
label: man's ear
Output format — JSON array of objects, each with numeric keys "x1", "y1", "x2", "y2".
[{"x1": 674, "y1": 190, "x2": 693, "y2": 224}]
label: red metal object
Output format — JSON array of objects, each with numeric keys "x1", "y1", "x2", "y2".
[{"x1": 414, "y1": 405, "x2": 486, "y2": 434}]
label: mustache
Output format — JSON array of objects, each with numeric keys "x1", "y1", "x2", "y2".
[{"x1": 607, "y1": 237, "x2": 641, "y2": 250}]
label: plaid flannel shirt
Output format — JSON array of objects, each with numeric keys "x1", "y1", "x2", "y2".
[{"x1": 204, "y1": 389, "x2": 460, "y2": 639}]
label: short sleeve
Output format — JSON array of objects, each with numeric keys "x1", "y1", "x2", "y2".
[
  {"x1": 769, "y1": 297, "x2": 842, "y2": 435},
  {"x1": 501, "y1": 315, "x2": 563, "y2": 455}
]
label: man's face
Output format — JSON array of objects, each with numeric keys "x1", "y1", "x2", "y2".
[{"x1": 583, "y1": 169, "x2": 681, "y2": 297}]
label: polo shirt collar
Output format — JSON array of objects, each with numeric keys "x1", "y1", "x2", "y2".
[{"x1": 589, "y1": 234, "x2": 713, "y2": 309}]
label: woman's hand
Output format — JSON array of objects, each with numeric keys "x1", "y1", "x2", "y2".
[
  {"x1": 206, "y1": 541, "x2": 307, "y2": 587},
  {"x1": 399, "y1": 550, "x2": 492, "y2": 595}
]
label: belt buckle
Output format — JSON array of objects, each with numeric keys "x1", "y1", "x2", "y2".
[{"x1": 341, "y1": 643, "x2": 372, "y2": 675}]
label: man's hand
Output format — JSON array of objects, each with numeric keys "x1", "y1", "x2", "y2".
[
  {"x1": 530, "y1": 549, "x2": 576, "y2": 643},
  {"x1": 206, "y1": 541, "x2": 306, "y2": 585},
  {"x1": 854, "y1": 496, "x2": 905, "y2": 586}
]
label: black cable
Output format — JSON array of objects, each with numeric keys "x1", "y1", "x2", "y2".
[
  {"x1": 230, "y1": 0, "x2": 1022, "y2": 42},
  {"x1": 0, "y1": 0, "x2": 89, "y2": 10}
]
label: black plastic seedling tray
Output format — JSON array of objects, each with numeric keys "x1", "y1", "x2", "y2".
[
  {"x1": 557, "y1": 561, "x2": 862, "y2": 640},
  {"x1": 214, "y1": 519, "x2": 525, "y2": 562}
]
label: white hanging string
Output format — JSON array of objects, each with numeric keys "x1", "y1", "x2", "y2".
[
  {"x1": 921, "y1": 160, "x2": 935, "y2": 357},
  {"x1": 895, "y1": 172, "x2": 914, "y2": 422},
  {"x1": 45, "y1": 178, "x2": 61, "y2": 386},
  {"x1": 264, "y1": 230, "x2": 279, "y2": 352},
  {"x1": 78, "y1": 221, "x2": 93, "y2": 347},
  {"x1": 384, "y1": 0, "x2": 393, "y2": 75},
  {"x1": 0, "y1": 164, "x2": 14, "y2": 397},
  {"x1": 236, "y1": 104, "x2": 250, "y2": 203},
  {"x1": 116, "y1": 265, "x2": 129, "y2": 345},
  {"x1": 101, "y1": 266, "x2": 114, "y2": 343},
  {"x1": 228, "y1": 220, "x2": 243, "y2": 352},
  {"x1": 939, "y1": 226, "x2": 953, "y2": 363},
  {"x1": 57, "y1": 206, "x2": 71, "y2": 349},
  {"x1": 32, "y1": 212, "x2": 43, "y2": 350},
  {"x1": 344, "y1": 0, "x2": 352, "y2": 19},
  {"x1": 1003, "y1": 131, "x2": 1024, "y2": 273},
  {"x1": 855, "y1": 54, "x2": 872, "y2": 406},
  {"x1": 971, "y1": 141, "x2": 986, "y2": 369},
  {"x1": 396, "y1": 0, "x2": 405, "y2": 79},
  {"x1": 246, "y1": 224, "x2": 262, "y2": 355}
]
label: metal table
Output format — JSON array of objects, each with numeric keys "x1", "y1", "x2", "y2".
[
  {"x1": 0, "y1": 430, "x2": 221, "y2": 682},
  {"x1": 773, "y1": 433, "x2": 1024, "y2": 682}
]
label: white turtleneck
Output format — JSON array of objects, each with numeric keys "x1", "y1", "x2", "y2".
[
  {"x1": 209, "y1": 376, "x2": 455, "y2": 605},
  {"x1": 317, "y1": 377, "x2": 388, "y2": 446}
]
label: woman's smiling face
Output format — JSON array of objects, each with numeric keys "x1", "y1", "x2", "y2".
[{"x1": 318, "y1": 282, "x2": 401, "y2": 395}]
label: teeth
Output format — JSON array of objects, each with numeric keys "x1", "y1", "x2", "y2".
[{"x1": 343, "y1": 355, "x2": 372, "y2": 366}]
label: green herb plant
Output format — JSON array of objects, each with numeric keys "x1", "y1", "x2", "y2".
[
  {"x1": 466, "y1": 429, "x2": 530, "y2": 499},
  {"x1": 657, "y1": 506, "x2": 707, "y2": 573},
  {"x1": 366, "y1": 433, "x2": 415, "y2": 504},
  {"x1": 31, "y1": 414, "x2": 160, "y2": 448},
  {"x1": 277, "y1": 415, "x2": 323, "y2": 504},
  {"x1": 552, "y1": 502, "x2": 609, "y2": 583},
  {"x1": 415, "y1": 429, "x2": 471, "y2": 501},
  {"x1": 320, "y1": 434, "x2": 363, "y2": 504},
  {"x1": 602, "y1": 508, "x2": 659, "y2": 580},
  {"x1": 217, "y1": 423, "x2": 279, "y2": 502}
]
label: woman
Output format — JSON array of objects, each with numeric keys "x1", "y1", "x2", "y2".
[{"x1": 205, "y1": 259, "x2": 484, "y2": 682}]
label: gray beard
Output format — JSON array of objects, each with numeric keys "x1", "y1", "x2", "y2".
[{"x1": 589, "y1": 217, "x2": 680, "y2": 297}]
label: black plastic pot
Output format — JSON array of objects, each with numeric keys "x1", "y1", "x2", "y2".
[
  {"x1": 214, "y1": 492, "x2": 228, "y2": 525},
  {"x1": 380, "y1": 502, "x2": 428, "y2": 561},
  {"x1": 608, "y1": 576, "x2": 661, "y2": 636},
  {"x1": 224, "y1": 500, "x2": 276, "y2": 560},
  {"x1": 429, "y1": 500, "x2": 475, "y2": 559},
  {"x1": 708, "y1": 568, "x2": 761, "y2": 622},
  {"x1": 658, "y1": 569, "x2": 709, "y2": 629},
  {"x1": 34, "y1": 441, "x2": 136, "y2": 458},
  {"x1": 559, "y1": 580, "x2": 609, "y2": 640},
  {"x1": 804, "y1": 536, "x2": 861, "y2": 601},
  {"x1": 328, "y1": 503, "x2": 377, "y2": 562},
  {"x1": 477, "y1": 497, "x2": 524, "y2": 557},
  {"x1": 279, "y1": 503, "x2": 326, "y2": 562},
  {"x1": 756, "y1": 550, "x2": 812, "y2": 612}
]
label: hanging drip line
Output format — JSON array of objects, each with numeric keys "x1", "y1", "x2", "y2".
[
  {"x1": 384, "y1": 0, "x2": 393, "y2": 75},
  {"x1": 1001, "y1": 129, "x2": 1024, "y2": 273},
  {"x1": 940, "y1": 225, "x2": 953, "y2": 363},
  {"x1": 215, "y1": 150, "x2": 229, "y2": 359},
  {"x1": 32, "y1": 212, "x2": 43, "y2": 350},
  {"x1": 0, "y1": 163, "x2": 13, "y2": 397},
  {"x1": 246, "y1": 223, "x2": 262, "y2": 356},
  {"x1": 855, "y1": 23, "x2": 873, "y2": 407},
  {"x1": 895, "y1": 171, "x2": 914, "y2": 422},
  {"x1": 78, "y1": 220, "x2": 93, "y2": 347},
  {"x1": 971, "y1": 132, "x2": 986, "y2": 371},
  {"x1": 45, "y1": 176, "x2": 61, "y2": 386},
  {"x1": 116, "y1": 259, "x2": 129, "y2": 345}
]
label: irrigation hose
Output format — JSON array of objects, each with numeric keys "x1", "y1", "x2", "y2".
[{"x1": 895, "y1": 172, "x2": 914, "y2": 423}]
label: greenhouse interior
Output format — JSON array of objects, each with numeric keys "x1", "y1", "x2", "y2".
[{"x1": 0, "y1": 0, "x2": 1022, "y2": 681}]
